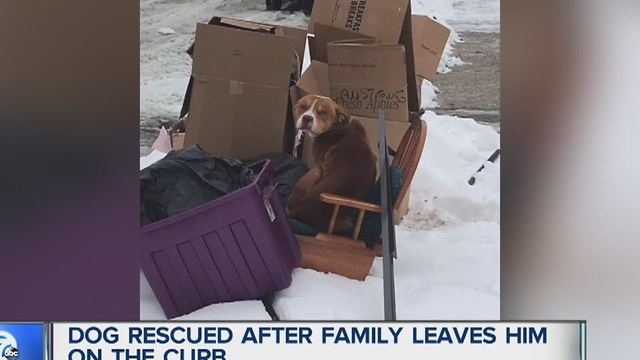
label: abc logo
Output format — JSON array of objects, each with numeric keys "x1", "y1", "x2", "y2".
[
  {"x1": 0, "y1": 331, "x2": 19, "y2": 360},
  {"x1": 4, "y1": 348, "x2": 17, "y2": 359}
]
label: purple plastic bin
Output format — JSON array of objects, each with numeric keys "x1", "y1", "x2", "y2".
[{"x1": 140, "y1": 160, "x2": 301, "y2": 319}]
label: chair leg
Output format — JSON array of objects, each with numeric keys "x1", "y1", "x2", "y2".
[
  {"x1": 327, "y1": 204, "x2": 340, "y2": 235},
  {"x1": 353, "y1": 209, "x2": 365, "y2": 240}
]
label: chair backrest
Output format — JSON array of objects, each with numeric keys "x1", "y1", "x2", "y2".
[{"x1": 391, "y1": 119, "x2": 427, "y2": 214}]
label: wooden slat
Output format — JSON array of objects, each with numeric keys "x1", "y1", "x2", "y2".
[
  {"x1": 353, "y1": 209, "x2": 365, "y2": 240},
  {"x1": 320, "y1": 193, "x2": 382, "y2": 213},
  {"x1": 327, "y1": 204, "x2": 340, "y2": 235}
]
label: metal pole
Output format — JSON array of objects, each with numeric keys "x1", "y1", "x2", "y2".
[
  {"x1": 468, "y1": 149, "x2": 500, "y2": 185},
  {"x1": 378, "y1": 110, "x2": 397, "y2": 321}
]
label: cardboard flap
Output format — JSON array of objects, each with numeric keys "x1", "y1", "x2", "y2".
[
  {"x1": 280, "y1": 26, "x2": 308, "y2": 66},
  {"x1": 327, "y1": 42, "x2": 408, "y2": 121},
  {"x1": 399, "y1": 1, "x2": 420, "y2": 112},
  {"x1": 313, "y1": 23, "x2": 375, "y2": 62},
  {"x1": 192, "y1": 23, "x2": 295, "y2": 88},
  {"x1": 309, "y1": 0, "x2": 410, "y2": 45},
  {"x1": 412, "y1": 15, "x2": 451, "y2": 81},
  {"x1": 187, "y1": 16, "x2": 276, "y2": 57},
  {"x1": 296, "y1": 60, "x2": 329, "y2": 96},
  {"x1": 308, "y1": 35, "x2": 317, "y2": 61},
  {"x1": 218, "y1": 17, "x2": 277, "y2": 33}
]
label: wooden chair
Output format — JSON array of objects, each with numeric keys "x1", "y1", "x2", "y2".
[{"x1": 296, "y1": 119, "x2": 428, "y2": 280}]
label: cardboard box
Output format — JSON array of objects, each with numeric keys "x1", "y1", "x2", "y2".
[
  {"x1": 308, "y1": 1, "x2": 450, "y2": 104},
  {"x1": 313, "y1": 23, "x2": 374, "y2": 63},
  {"x1": 187, "y1": 18, "x2": 307, "y2": 78},
  {"x1": 308, "y1": 0, "x2": 420, "y2": 113},
  {"x1": 183, "y1": 18, "x2": 297, "y2": 160},
  {"x1": 327, "y1": 40, "x2": 409, "y2": 121},
  {"x1": 411, "y1": 15, "x2": 451, "y2": 82}
]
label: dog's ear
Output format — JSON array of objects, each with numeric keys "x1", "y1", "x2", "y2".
[{"x1": 335, "y1": 105, "x2": 351, "y2": 124}]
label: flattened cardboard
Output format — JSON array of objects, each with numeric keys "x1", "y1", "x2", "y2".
[
  {"x1": 313, "y1": 23, "x2": 375, "y2": 62},
  {"x1": 412, "y1": 15, "x2": 451, "y2": 81},
  {"x1": 308, "y1": 0, "x2": 420, "y2": 113},
  {"x1": 184, "y1": 21, "x2": 296, "y2": 160},
  {"x1": 327, "y1": 42, "x2": 409, "y2": 121}
]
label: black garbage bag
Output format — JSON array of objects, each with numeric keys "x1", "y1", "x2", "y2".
[
  {"x1": 266, "y1": 0, "x2": 314, "y2": 15},
  {"x1": 141, "y1": 146, "x2": 257, "y2": 226},
  {"x1": 243, "y1": 152, "x2": 309, "y2": 206}
]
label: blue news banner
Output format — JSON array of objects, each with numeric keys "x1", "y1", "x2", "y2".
[
  {"x1": 0, "y1": 322, "x2": 586, "y2": 360},
  {"x1": 41, "y1": 322, "x2": 586, "y2": 360}
]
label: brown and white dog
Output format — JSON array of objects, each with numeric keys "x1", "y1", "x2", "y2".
[{"x1": 287, "y1": 94, "x2": 377, "y2": 233}]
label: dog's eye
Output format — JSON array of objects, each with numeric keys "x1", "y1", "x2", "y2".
[
  {"x1": 297, "y1": 104, "x2": 309, "y2": 111},
  {"x1": 318, "y1": 109, "x2": 327, "y2": 116}
]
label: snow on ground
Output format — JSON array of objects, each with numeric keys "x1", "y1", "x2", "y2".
[
  {"x1": 140, "y1": 271, "x2": 272, "y2": 320},
  {"x1": 412, "y1": 0, "x2": 500, "y2": 33},
  {"x1": 140, "y1": 0, "x2": 500, "y2": 320}
]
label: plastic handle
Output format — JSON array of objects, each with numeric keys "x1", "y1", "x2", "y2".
[{"x1": 262, "y1": 182, "x2": 279, "y2": 200}]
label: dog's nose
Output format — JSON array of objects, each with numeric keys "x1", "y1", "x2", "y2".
[{"x1": 302, "y1": 115, "x2": 313, "y2": 126}]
